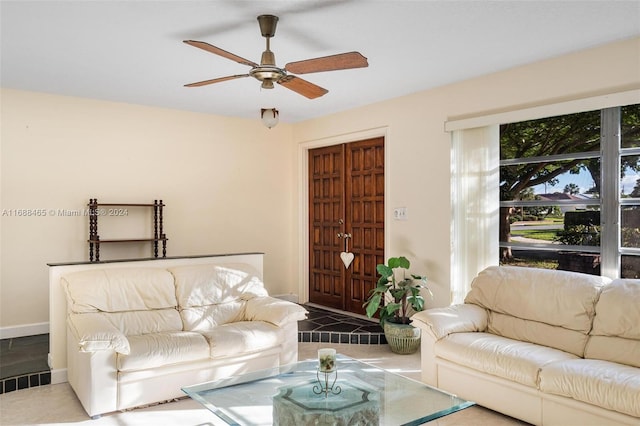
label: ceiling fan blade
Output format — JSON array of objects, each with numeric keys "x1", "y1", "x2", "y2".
[
  {"x1": 183, "y1": 40, "x2": 258, "y2": 68},
  {"x1": 278, "y1": 75, "x2": 328, "y2": 99},
  {"x1": 184, "y1": 74, "x2": 249, "y2": 87},
  {"x1": 285, "y1": 52, "x2": 368, "y2": 75}
]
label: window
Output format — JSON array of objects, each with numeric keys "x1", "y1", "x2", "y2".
[
  {"x1": 499, "y1": 104, "x2": 640, "y2": 278},
  {"x1": 620, "y1": 105, "x2": 640, "y2": 278}
]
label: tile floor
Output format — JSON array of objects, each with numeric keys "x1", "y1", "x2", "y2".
[
  {"x1": 298, "y1": 304, "x2": 386, "y2": 345},
  {"x1": 0, "y1": 334, "x2": 51, "y2": 394}
]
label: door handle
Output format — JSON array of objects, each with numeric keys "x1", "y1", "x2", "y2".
[{"x1": 337, "y1": 218, "x2": 351, "y2": 239}]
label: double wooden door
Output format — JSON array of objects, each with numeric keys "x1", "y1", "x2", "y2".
[{"x1": 308, "y1": 137, "x2": 385, "y2": 315}]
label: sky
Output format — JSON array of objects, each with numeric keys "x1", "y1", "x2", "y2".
[{"x1": 531, "y1": 169, "x2": 640, "y2": 196}]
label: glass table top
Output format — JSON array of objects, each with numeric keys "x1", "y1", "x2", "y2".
[{"x1": 182, "y1": 355, "x2": 474, "y2": 425}]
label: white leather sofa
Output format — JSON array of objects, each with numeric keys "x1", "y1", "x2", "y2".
[
  {"x1": 62, "y1": 262, "x2": 308, "y2": 418},
  {"x1": 412, "y1": 266, "x2": 640, "y2": 425}
]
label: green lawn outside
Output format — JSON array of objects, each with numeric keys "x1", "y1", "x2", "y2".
[{"x1": 511, "y1": 229, "x2": 559, "y2": 242}]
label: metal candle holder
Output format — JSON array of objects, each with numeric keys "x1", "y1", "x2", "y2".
[{"x1": 313, "y1": 368, "x2": 341, "y2": 397}]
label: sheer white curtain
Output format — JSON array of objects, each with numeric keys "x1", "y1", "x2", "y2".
[
  {"x1": 447, "y1": 90, "x2": 639, "y2": 304},
  {"x1": 450, "y1": 126, "x2": 500, "y2": 304}
]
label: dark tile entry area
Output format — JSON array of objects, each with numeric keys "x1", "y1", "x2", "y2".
[
  {"x1": 0, "y1": 334, "x2": 50, "y2": 394},
  {"x1": 298, "y1": 305, "x2": 386, "y2": 345}
]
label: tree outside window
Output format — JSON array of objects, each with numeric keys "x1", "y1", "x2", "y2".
[{"x1": 499, "y1": 104, "x2": 640, "y2": 278}]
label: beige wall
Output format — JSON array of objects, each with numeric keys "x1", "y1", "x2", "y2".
[
  {"x1": 0, "y1": 90, "x2": 295, "y2": 332},
  {"x1": 1, "y1": 36, "x2": 639, "y2": 332},
  {"x1": 293, "y1": 36, "x2": 640, "y2": 308}
]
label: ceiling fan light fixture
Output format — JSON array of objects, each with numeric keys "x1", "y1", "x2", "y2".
[
  {"x1": 261, "y1": 108, "x2": 279, "y2": 129},
  {"x1": 183, "y1": 14, "x2": 367, "y2": 100}
]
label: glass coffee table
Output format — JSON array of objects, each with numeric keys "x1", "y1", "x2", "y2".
[{"x1": 182, "y1": 355, "x2": 474, "y2": 425}]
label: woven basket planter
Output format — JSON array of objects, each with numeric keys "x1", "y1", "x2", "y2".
[{"x1": 383, "y1": 322, "x2": 421, "y2": 354}]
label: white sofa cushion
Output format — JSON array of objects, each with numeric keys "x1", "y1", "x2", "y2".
[
  {"x1": 99, "y1": 309, "x2": 183, "y2": 336},
  {"x1": 201, "y1": 321, "x2": 282, "y2": 358},
  {"x1": 539, "y1": 359, "x2": 640, "y2": 418},
  {"x1": 464, "y1": 266, "x2": 609, "y2": 356},
  {"x1": 117, "y1": 331, "x2": 210, "y2": 372},
  {"x1": 67, "y1": 312, "x2": 130, "y2": 354},
  {"x1": 435, "y1": 332, "x2": 579, "y2": 388},
  {"x1": 488, "y1": 311, "x2": 590, "y2": 357},
  {"x1": 585, "y1": 336, "x2": 640, "y2": 369},
  {"x1": 181, "y1": 301, "x2": 246, "y2": 332},
  {"x1": 244, "y1": 296, "x2": 309, "y2": 326},
  {"x1": 67, "y1": 309, "x2": 186, "y2": 354},
  {"x1": 63, "y1": 268, "x2": 177, "y2": 313},
  {"x1": 411, "y1": 304, "x2": 488, "y2": 340},
  {"x1": 169, "y1": 263, "x2": 268, "y2": 308},
  {"x1": 592, "y1": 279, "x2": 640, "y2": 339},
  {"x1": 586, "y1": 279, "x2": 640, "y2": 368},
  {"x1": 465, "y1": 266, "x2": 608, "y2": 332}
]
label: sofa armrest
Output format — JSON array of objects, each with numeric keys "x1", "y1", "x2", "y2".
[
  {"x1": 243, "y1": 297, "x2": 308, "y2": 327},
  {"x1": 411, "y1": 304, "x2": 488, "y2": 340},
  {"x1": 67, "y1": 313, "x2": 130, "y2": 354}
]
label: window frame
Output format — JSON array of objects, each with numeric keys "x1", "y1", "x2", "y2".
[
  {"x1": 497, "y1": 105, "x2": 639, "y2": 278},
  {"x1": 447, "y1": 90, "x2": 640, "y2": 301}
]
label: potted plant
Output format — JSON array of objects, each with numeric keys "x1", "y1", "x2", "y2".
[{"x1": 363, "y1": 256, "x2": 431, "y2": 354}]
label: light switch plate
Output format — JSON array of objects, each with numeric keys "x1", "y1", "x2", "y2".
[{"x1": 394, "y1": 207, "x2": 408, "y2": 220}]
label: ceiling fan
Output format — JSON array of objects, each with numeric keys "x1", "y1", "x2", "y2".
[{"x1": 183, "y1": 15, "x2": 368, "y2": 99}]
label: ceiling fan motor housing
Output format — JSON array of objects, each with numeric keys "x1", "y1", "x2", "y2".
[
  {"x1": 261, "y1": 49, "x2": 276, "y2": 66},
  {"x1": 249, "y1": 66, "x2": 285, "y2": 89},
  {"x1": 253, "y1": 15, "x2": 284, "y2": 88}
]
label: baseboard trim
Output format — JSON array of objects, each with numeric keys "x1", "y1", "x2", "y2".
[
  {"x1": 50, "y1": 368, "x2": 67, "y2": 385},
  {"x1": 273, "y1": 293, "x2": 299, "y2": 303},
  {"x1": 0, "y1": 322, "x2": 49, "y2": 339}
]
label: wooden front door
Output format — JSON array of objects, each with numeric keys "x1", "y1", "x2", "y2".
[{"x1": 308, "y1": 137, "x2": 385, "y2": 315}]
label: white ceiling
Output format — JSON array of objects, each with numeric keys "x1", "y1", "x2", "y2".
[{"x1": 2, "y1": 1, "x2": 639, "y2": 123}]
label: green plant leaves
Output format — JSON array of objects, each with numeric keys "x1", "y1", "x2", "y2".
[
  {"x1": 388, "y1": 256, "x2": 410, "y2": 270},
  {"x1": 363, "y1": 256, "x2": 431, "y2": 324},
  {"x1": 364, "y1": 292, "x2": 382, "y2": 318},
  {"x1": 376, "y1": 263, "x2": 393, "y2": 278}
]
